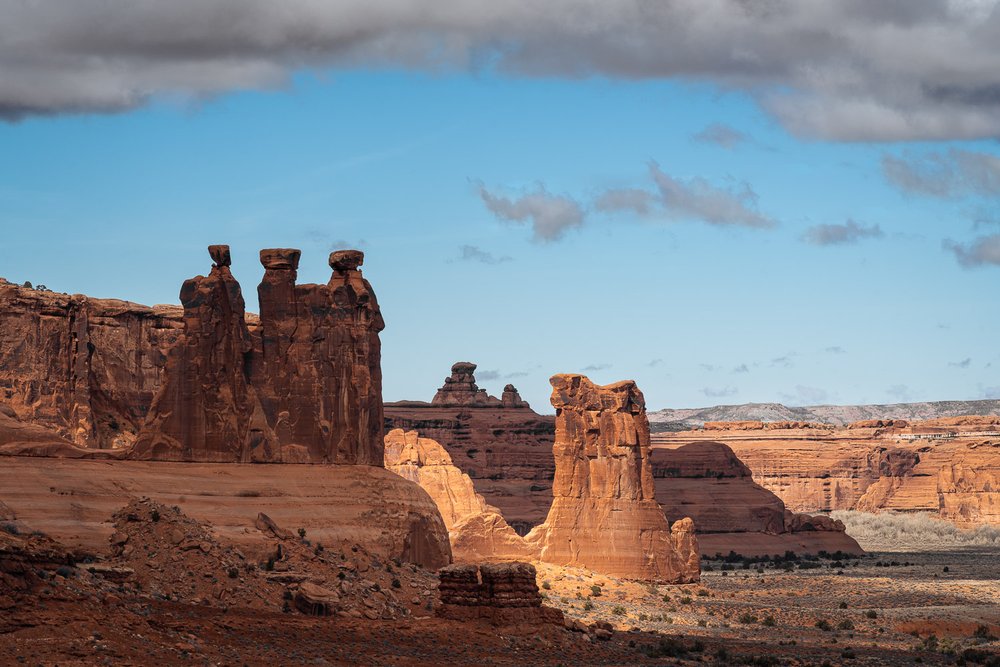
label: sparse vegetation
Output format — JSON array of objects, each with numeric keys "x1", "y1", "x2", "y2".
[{"x1": 831, "y1": 510, "x2": 1000, "y2": 549}]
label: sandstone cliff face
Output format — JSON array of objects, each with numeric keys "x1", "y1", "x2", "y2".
[
  {"x1": 383, "y1": 428, "x2": 532, "y2": 562},
  {"x1": 131, "y1": 246, "x2": 384, "y2": 464},
  {"x1": 652, "y1": 424, "x2": 999, "y2": 529},
  {"x1": 132, "y1": 246, "x2": 274, "y2": 462},
  {"x1": 527, "y1": 374, "x2": 699, "y2": 583},
  {"x1": 384, "y1": 428, "x2": 496, "y2": 529},
  {"x1": 437, "y1": 562, "x2": 563, "y2": 625},
  {"x1": 0, "y1": 278, "x2": 182, "y2": 449},
  {"x1": 385, "y1": 363, "x2": 555, "y2": 534},
  {"x1": 252, "y1": 248, "x2": 385, "y2": 465}
]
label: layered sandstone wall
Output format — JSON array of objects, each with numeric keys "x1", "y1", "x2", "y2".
[
  {"x1": 385, "y1": 363, "x2": 555, "y2": 534},
  {"x1": 527, "y1": 374, "x2": 700, "y2": 583},
  {"x1": 0, "y1": 278, "x2": 182, "y2": 449},
  {"x1": 652, "y1": 426, "x2": 1000, "y2": 528},
  {"x1": 437, "y1": 562, "x2": 563, "y2": 625}
]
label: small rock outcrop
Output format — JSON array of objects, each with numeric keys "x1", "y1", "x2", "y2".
[
  {"x1": 431, "y1": 362, "x2": 500, "y2": 407},
  {"x1": 437, "y1": 562, "x2": 563, "y2": 625},
  {"x1": 527, "y1": 374, "x2": 700, "y2": 583},
  {"x1": 131, "y1": 246, "x2": 385, "y2": 464}
]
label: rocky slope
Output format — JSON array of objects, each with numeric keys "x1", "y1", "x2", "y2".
[{"x1": 649, "y1": 400, "x2": 1000, "y2": 431}]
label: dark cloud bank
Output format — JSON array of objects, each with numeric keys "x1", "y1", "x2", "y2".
[{"x1": 5, "y1": 1, "x2": 1000, "y2": 140}]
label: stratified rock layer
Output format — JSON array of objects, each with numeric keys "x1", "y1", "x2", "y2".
[
  {"x1": 651, "y1": 441, "x2": 862, "y2": 557},
  {"x1": 527, "y1": 374, "x2": 699, "y2": 583},
  {"x1": 0, "y1": 279, "x2": 182, "y2": 449},
  {"x1": 385, "y1": 363, "x2": 555, "y2": 534},
  {"x1": 652, "y1": 422, "x2": 1000, "y2": 529},
  {"x1": 437, "y1": 562, "x2": 563, "y2": 625},
  {"x1": 131, "y1": 246, "x2": 384, "y2": 464}
]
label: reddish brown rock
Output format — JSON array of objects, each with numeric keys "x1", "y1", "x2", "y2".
[
  {"x1": 431, "y1": 362, "x2": 501, "y2": 407},
  {"x1": 0, "y1": 279, "x2": 182, "y2": 449},
  {"x1": 385, "y1": 362, "x2": 555, "y2": 534},
  {"x1": 437, "y1": 561, "x2": 563, "y2": 625},
  {"x1": 526, "y1": 374, "x2": 699, "y2": 583},
  {"x1": 127, "y1": 246, "x2": 385, "y2": 464},
  {"x1": 251, "y1": 248, "x2": 385, "y2": 465},
  {"x1": 132, "y1": 246, "x2": 275, "y2": 462},
  {"x1": 651, "y1": 441, "x2": 862, "y2": 557}
]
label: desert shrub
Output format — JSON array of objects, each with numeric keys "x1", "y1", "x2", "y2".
[
  {"x1": 297, "y1": 527, "x2": 306, "y2": 539},
  {"x1": 391, "y1": 578, "x2": 401, "y2": 589},
  {"x1": 0, "y1": 523, "x2": 19, "y2": 535},
  {"x1": 583, "y1": 600, "x2": 593, "y2": 611},
  {"x1": 837, "y1": 619, "x2": 855, "y2": 631},
  {"x1": 763, "y1": 615, "x2": 776, "y2": 627},
  {"x1": 55, "y1": 565, "x2": 75, "y2": 578},
  {"x1": 738, "y1": 613, "x2": 758, "y2": 624},
  {"x1": 679, "y1": 596, "x2": 693, "y2": 604},
  {"x1": 590, "y1": 584, "x2": 602, "y2": 597},
  {"x1": 973, "y1": 625, "x2": 998, "y2": 641},
  {"x1": 865, "y1": 610, "x2": 878, "y2": 619},
  {"x1": 611, "y1": 605, "x2": 626, "y2": 616},
  {"x1": 838, "y1": 601, "x2": 848, "y2": 609},
  {"x1": 831, "y1": 510, "x2": 1000, "y2": 550},
  {"x1": 815, "y1": 619, "x2": 832, "y2": 632},
  {"x1": 227, "y1": 567, "x2": 239, "y2": 579},
  {"x1": 542, "y1": 581, "x2": 551, "y2": 590},
  {"x1": 697, "y1": 589, "x2": 709, "y2": 596},
  {"x1": 235, "y1": 490, "x2": 261, "y2": 497},
  {"x1": 698, "y1": 619, "x2": 707, "y2": 627},
  {"x1": 150, "y1": 509, "x2": 160, "y2": 522}
]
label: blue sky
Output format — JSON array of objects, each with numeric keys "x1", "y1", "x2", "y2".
[{"x1": 1, "y1": 3, "x2": 999, "y2": 412}]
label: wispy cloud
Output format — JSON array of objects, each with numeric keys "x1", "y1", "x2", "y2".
[
  {"x1": 732, "y1": 364, "x2": 749, "y2": 374},
  {"x1": 803, "y1": 220, "x2": 883, "y2": 246},
  {"x1": 770, "y1": 355, "x2": 794, "y2": 368},
  {"x1": 943, "y1": 234, "x2": 1000, "y2": 268},
  {"x1": 457, "y1": 244, "x2": 511, "y2": 264},
  {"x1": 581, "y1": 363, "x2": 611, "y2": 372},
  {"x1": 886, "y1": 384, "x2": 913, "y2": 402},
  {"x1": 693, "y1": 123, "x2": 748, "y2": 149},
  {"x1": 478, "y1": 183, "x2": 584, "y2": 242},
  {"x1": 647, "y1": 358, "x2": 664, "y2": 367},
  {"x1": 824, "y1": 346, "x2": 846, "y2": 354},
  {"x1": 882, "y1": 149, "x2": 1000, "y2": 199},
  {"x1": 948, "y1": 357, "x2": 972, "y2": 369},
  {"x1": 702, "y1": 386, "x2": 738, "y2": 399},
  {"x1": 597, "y1": 162, "x2": 776, "y2": 229}
]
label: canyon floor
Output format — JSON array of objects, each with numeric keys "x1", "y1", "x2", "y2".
[{"x1": 3, "y1": 519, "x2": 998, "y2": 666}]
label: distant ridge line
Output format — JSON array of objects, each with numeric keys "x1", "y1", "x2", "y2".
[{"x1": 647, "y1": 399, "x2": 1000, "y2": 431}]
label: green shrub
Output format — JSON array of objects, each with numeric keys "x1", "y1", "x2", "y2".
[{"x1": 611, "y1": 605, "x2": 626, "y2": 616}]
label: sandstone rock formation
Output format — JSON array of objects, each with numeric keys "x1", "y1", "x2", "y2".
[
  {"x1": 652, "y1": 421, "x2": 1000, "y2": 528},
  {"x1": 526, "y1": 374, "x2": 700, "y2": 583},
  {"x1": 651, "y1": 441, "x2": 863, "y2": 556},
  {"x1": 431, "y1": 362, "x2": 501, "y2": 407},
  {"x1": 0, "y1": 456, "x2": 451, "y2": 568},
  {"x1": 130, "y1": 245, "x2": 384, "y2": 464},
  {"x1": 437, "y1": 561, "x2": 563, "y2": 625},
  {"x1": 0, "y1": 278, "x2": 182, "y2": 449},
  {"x1": 131, "y1": 246, "x2": 275, "y2": 462},
  {"x1": 384, "y1": 428, "x2": 497, "y2": 529},
  {"x1": 385, "y1": 362, "x2": 555, "y2": 534},
  {"x1": 383, "y1": 428, "x2": 533, "y2": 562},
  {"x1": 251, "y1": 248, "x2": 385, "y2": 465}
]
